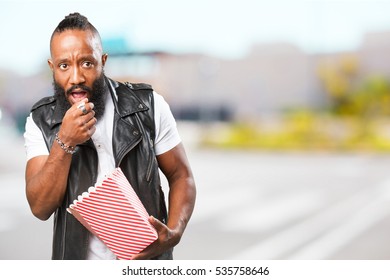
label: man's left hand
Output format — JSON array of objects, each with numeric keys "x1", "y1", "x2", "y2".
[{"x1": 130, "y1": 216, "x2": 181, "y2": 260}]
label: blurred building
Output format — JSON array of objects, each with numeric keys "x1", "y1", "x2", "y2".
[
  {"x1": 105, "y1": 30, "x2": 390, "y2": 122},
  {"x1": 106, "y1": 44, "x2": 320, "y2": 121},
  {"x1": 358, "y1": 30, "x2": 390, "y2": 77},
  {"x1": 2, "y1": 29, "x2": 390, "y2": 129}
]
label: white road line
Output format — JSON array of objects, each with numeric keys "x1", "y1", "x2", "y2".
[
  {"x1": 0, "y1": 173, "x2": 31, "y2": 232},
  {"x1": 231, "y1": 178, "x2": 390, "y2": 260},
  {"x1": 0, "y1": 213, "x2": 17, "y2": 232},
  {"x1": 217, "y1": 190, "x2": 322, "y2": 232},
  {"x1": 0, "y1": 174, "x2": 26, "y2": 208},
  {"x1": 289, "y1": 179, "x2": 390, "y2": 259},
  {"x1": 190, "y1": 188, "x2": 258, "y2": 223}
]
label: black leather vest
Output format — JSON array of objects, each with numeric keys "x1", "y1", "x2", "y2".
[{"x1": 30, "y1": 78, "x2": 172, "y2": 259}]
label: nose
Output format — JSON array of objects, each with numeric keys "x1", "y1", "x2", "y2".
[{"x1": 69, "y1": 66, "x2": 85, "y2": 85}]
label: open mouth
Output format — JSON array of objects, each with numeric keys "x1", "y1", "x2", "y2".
[{"x1": 69, "y1": 90, "x2": 89, "y2": 104}]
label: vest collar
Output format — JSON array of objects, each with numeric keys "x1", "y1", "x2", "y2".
[
  {"x1": 50, "y1": 98, "x2": 65, "y2": 129},
  {"x1": 107, "y1": 78, "x2": 149, "y2": 118}
]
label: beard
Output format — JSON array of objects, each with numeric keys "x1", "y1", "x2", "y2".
[{"x1": 53, "y1": 73, "x2": 107, "y2": 120}]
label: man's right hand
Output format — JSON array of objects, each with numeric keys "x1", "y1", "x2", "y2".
[{"x1": 57, "y1": 98, "x2": 97, "y2": 147}]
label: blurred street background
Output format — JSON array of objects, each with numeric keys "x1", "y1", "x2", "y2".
[{"x1": 2, "y1": 0, "x2": 390, "y2": 259}]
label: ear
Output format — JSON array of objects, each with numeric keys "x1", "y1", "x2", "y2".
[
  {"x1": 47, "y1": 59, "x2": 54, "y2": 72},
  {"x1": 101, "y1": 53, "x2": 108, "y2": 67}
]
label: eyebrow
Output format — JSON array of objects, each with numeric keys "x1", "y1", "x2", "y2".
[{"x1": 55, "y1": 54, "x2": 97, "y2": 64}]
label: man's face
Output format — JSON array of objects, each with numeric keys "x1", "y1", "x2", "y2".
[{"x1": 48, "y1": 29, "x2": 107, "y2": 106}]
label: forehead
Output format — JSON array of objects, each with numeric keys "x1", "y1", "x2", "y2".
[{"x1": 50, "y1": 29, "x2": 101, "y2": 59}]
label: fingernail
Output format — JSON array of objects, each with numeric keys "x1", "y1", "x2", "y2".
[{"x1": 90, "y1": 103, "x2": 94, "y2": 110}]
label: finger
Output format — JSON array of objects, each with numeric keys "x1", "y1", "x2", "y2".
[
  {"x1": 85, "y1": 117, "x2": 97, "y2": 130},
  {"x1": 77, "y1": 98, "x2": 89, "y2": 105},
  {"x1": 131, "y1": 240, "x2": 159, "y2": 260},
  {"x1": 82, "y1": 102, "x2": 94, "y2": 113},
  {"x1": 83, "y1": 102, "x2": 95, "y2": 115},
  {"x1": 76, "y1": 100, "x2": 94, "y2": 116},
  {"x1": 88, "y1": 102, "x2": 94, "y2": 110},
  {"x1": 77, "y1": 103, "x2": 88, "y2": 115},
  {"x1": 87, "y1": 125, "x2": 96, "y2": 136},
  {"x1": 75, "y1": 99, "x2": 89, "y2": 110},
  {"x1": 85, "y1": 109, "x2": 96, "y2": 120},
  {"x1": 130, "y1": 253, "x2": 144, "y2": 260},
  {"x1": 131, "y1": 250, "x2": 150, "y2": 260},
  {"x1": 78, "y1": 109, "x2": 95, "y2": 126},
  {"x1": 149, "y1": 216, "x2": 165, "y2": 231}
]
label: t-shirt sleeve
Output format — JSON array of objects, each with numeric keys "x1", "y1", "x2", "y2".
[
  {"x1": 153, "y1": 91, "x2": 181, "y2": 155},
  {"x1": 24, "y1": 113, "x2": 49, "y2": 161}
]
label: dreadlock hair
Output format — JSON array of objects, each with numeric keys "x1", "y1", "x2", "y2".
[{"x1": 50, "y1": 13, "x2": 102, "y2": 49}]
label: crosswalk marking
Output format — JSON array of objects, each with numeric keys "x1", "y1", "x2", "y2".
[{"x1": 231, "y1": 178, "x2": 390, "y2": 259}]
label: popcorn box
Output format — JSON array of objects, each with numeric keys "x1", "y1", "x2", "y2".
[{"x1": 67, "y1": 168, "x2": 158, "y2": 260}]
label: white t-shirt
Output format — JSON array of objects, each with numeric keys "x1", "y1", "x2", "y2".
[{"x1": 24, "y1": 88, "x2": 181, "y2": 259}]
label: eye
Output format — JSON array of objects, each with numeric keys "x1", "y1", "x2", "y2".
[
  {"x1": 58, "y1": 63, "x2": 68, "y2": 70},
  {"x1": 82, "y1": 61, "x2": 93, "y2": 68}
]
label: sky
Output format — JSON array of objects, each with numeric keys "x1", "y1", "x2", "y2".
[{"x1": 2, "y1": 0, "x2": 390, "y2": 76}]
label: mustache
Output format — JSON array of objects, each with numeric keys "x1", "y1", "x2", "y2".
[{"x1": 66, "y1": 84, "x2": 92, "y2": 95}]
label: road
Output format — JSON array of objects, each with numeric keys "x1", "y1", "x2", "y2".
[
  {"x1": 175, "y1": 148, "x2": 390, "y2": 260},
  {"x1": 1, "y1": 123, "x2": 390, "y2": 260}
]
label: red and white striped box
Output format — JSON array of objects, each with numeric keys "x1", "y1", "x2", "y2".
[{"x1": 67, "y1": 167, "x2": 158, "y2": 260}]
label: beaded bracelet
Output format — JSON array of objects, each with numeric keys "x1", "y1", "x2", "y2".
[{"x1": 55, "y1": 133, "x2": 76, "y2": 154}]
